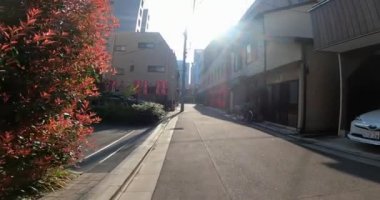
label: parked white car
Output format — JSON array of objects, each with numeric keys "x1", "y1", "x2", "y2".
[{"x1": 348, "y1": 109, "x2": 380, "y2": 145}]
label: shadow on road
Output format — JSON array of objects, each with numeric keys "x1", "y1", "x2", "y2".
[
  {"x1": 194, "y1": 104, "x2": 246, "y2": 124},
  {"x1": 193, "y1": 104, "x2": 380, "y2": 184}
]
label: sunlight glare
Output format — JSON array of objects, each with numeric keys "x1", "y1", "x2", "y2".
[{"x1": 148, "y1": 0, "x2": 256, "y2": 58}]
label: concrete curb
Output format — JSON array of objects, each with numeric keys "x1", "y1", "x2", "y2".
[
  {"x1": 114, "y1": 115, "x2": 179, "y2": 200},
  {"x1": 82, "y1": 110, "x2": 179, "y2": 200}
]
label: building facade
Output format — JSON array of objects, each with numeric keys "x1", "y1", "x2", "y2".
[
  {"x1": 191, "y1": 49, "x2": 204, "y2": 88},
  {"x1": 105, "y1": 32, "x2": 179, "y2": 108},
  {"x1": 112, "y1": 0, "x2": 146, "y2": 32},
  {"x1": 310, "y1": 0, "x2": 380, "y2": 136},
  {"x1": 198, "y1": 0, "x2": 341, "y2": 135},
  {"x1": 141, "y1": 9, "x2": 150, "y2": 32}
]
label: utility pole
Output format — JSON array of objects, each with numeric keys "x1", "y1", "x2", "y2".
[
  {"x1": 180, "y1": 0, "x2": 196, "y2": 112},
  {"x1": 181, "y1": 30, "x2": 187, "y2": 112}
]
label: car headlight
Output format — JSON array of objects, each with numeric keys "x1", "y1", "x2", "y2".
[{"x1": 355, "y1": 117, "x2": 362, "y2": 121}]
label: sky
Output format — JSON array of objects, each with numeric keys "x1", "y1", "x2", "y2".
[{"x1": 147, "y1": 0, "x2": 256, "y2": 61}]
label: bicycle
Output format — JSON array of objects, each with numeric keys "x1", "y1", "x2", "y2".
[{"x1": 244, "y1": 102, "x2": 261, "y2": 122}]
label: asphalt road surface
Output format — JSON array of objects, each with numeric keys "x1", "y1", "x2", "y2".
[
  {"x1": 153, "y1": 104, "x2": 380, "y2": 200},
  {"x1": 72, "y1": 125, "x2": 151, "y2": 173}
]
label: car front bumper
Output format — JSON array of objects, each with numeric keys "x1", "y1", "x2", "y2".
[{"x1": 347, "y1": 133, "x2": 380, "y2": 145}]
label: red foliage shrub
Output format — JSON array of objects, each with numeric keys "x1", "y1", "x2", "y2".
[{"x1": 0, "y1": 0, "x2": 116, "y2": 195}]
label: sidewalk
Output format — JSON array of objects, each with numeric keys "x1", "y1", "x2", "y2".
[
  {"x1": 115, "y1": 115, "x2": 179, "y2": 200},
  {"x1": 253, "y1": 119, "x2": 380, "y2": 166},
  {"x1": 206, "y1": 105, "x2": 380, "y2": 165}
]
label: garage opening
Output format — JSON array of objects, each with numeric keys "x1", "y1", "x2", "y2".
[{"x1": 346, "y1": 55, "x2": 380, "y2": 129}]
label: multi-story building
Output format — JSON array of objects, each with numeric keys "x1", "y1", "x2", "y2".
[
  {"x1": 141, "y1": 9, "x2": 150, "y2": 32},
  {"x1": 177, "y1": 60, "x2": 190, "y2": 90},
  {"x1": 191, "y1": 49, "x2": 204, "y2": 88},
  {"x1": 112, "y1": 0, "x2": 146, "y2": 32},
  {"x1": 198, "y1": 36, "x2": 234, "y2": 109},
  {"x1": 105, "y1": 32, "x2": 179, "y2": 108},
  {"x1": 198, "y1": 0, "x2": 341, "y2": 135},
  {"x1": 310, "y1": 0, "x2": 380, "y2": 136}
]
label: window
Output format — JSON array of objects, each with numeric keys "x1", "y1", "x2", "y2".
[
  {"x1": 114, "y1": 45, "x2": 126, "y2": 51},
  {"x1": 148, "y1": 65, "x2": 165, "y2": 73},
  {"x1": 130, "y1": 65, "x2": 135, "y2": 72},
  {"x1": 138, "y1": 42, "x2": 155, "y2": 49},
  {"x1": 116, "y1": 68, "x2": 125, "y2": 75}
]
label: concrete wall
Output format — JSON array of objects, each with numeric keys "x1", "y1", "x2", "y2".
[
  {"x1": 304, "y1": 44, "x2": 340, "y2": 133},
  {"x1": 264, "y1": 5, "x2": 313, "y2": 38},
  {"x1": 266, "y1": 39, "x2": 302, "y2": 71},
  {"x1": 265, "y1": 62, "x2": 300, "y2": 85},
  {"x1": 108, "y1": 32, "x2": 178, "y2": 102}
]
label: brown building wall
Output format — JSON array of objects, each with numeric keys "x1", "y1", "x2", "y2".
[{"x1": 304, "y1": 44, "x2": 340, "y2": 133}]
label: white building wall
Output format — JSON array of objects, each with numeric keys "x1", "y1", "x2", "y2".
[
  {"x1": 232, "y1": 19, "x2": 265, "y2": 80},
  {"x1": 107, "y1": 32, "x2": 178, "y2": 100},
  {"x1": 266, "y1": 39, "x2": 302, "y2": 71},
  {"x1": 264, "y1": 5, "x2": 313, "y2": 38}
]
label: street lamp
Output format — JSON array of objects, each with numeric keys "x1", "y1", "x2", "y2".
[
  {"x1": 180, "y1": 30, "x2": 188, "y2": 112},
  {"x1": 180, "y1": 0, "x2": 197, "y2": 112}
]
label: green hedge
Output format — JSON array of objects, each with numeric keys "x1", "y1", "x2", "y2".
[{"x1": 94, "y1": 102, "x2": 166, "y2": 125}]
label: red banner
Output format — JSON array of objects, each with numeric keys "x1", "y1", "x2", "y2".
[
  {"x1": 156, "y1": 80, "x2": 168, "y2": 96},
  {"x1": 143, "y1": 80, "x2": 148, "y2": 95},
  {"x1": 156, "y1": 80, "x2": 160, "y2": 95},
  {"x1": 161, "y1": 80, "x2": 167, "y2": 95}
]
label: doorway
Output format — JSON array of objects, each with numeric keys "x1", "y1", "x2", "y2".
[{"x1": 266, "y1": 80, "x2": 299, "y2": 127}]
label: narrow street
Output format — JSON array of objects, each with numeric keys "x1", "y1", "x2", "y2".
[{"x1": 150, "y1": 104, "x2": 380, "y2": 200}]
